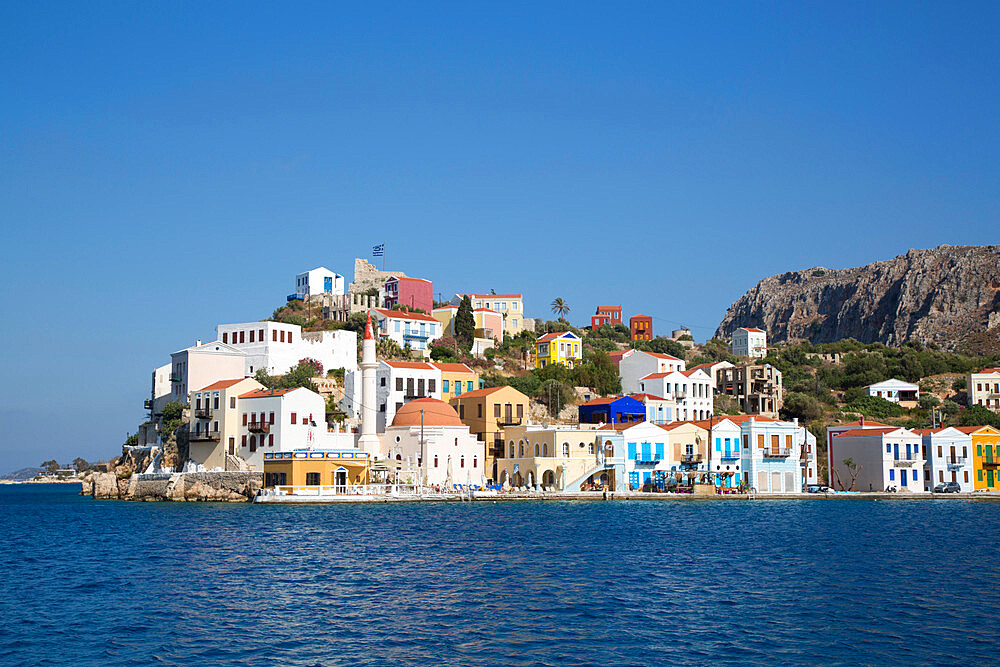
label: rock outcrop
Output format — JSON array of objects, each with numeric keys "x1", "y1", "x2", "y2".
[{"x1": 716, "y1": 245, "x2": 1000, "y2": 349}]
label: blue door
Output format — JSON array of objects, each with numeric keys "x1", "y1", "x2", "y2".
[
  {"x1": 324, "y1": 276, "x2": 333, "y2": 293},
  {"x1": 901, "y1": 469, "x2": 907, "y2": 487}
]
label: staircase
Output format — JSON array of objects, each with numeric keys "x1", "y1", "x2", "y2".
[{"x1": 226, "y1": 455, "x2": 251, "y2": 472}]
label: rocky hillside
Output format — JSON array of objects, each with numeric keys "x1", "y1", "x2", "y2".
[{"x1": 716, "y1": 245, "x2": 1000, "y2": 350}]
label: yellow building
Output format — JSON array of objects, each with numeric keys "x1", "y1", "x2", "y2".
[
  {"x1": 432, "y1": 362, "x2": 482, "y2": 402},
  {"x1": 450, "y1": 385, "x2": 530, "y2": 483},
  {"x1": 535, "y1": 331, "x2": 582, "y2": 369},
  {"x1": 453, "y1": 293, "x2": 526, "y2": 339},
  {"x1": 498, "y1": 424, "x2": 616, "y2": 490},
  {"x1": 963, "y1": 425, "x2": 1000, "y2": 490},
  {"x1": 432, "y1": 306, "x2": 505, "y2": 342},
  {"x1": 263, "y1": 450, "x2": 371, "y2": 489}
]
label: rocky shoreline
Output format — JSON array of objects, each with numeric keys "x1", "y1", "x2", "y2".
[{"x1": 80, "y1": 470, "x2": 262, "y2": 502}]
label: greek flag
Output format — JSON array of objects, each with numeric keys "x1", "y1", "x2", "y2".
[{"x1": 372, "y1": 243, "x2": 384, "y2": 257}]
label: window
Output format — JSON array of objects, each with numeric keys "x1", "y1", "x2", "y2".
[
  {"x1": 273, "y1": 330, "x2": 278, "y2": 342},
  {"x1": 459, "y1": 405, "x2": 465, "y2": 418},
  {"x1": 510, "y1": 445, "x2": 515, "y2": 457},
  {"x1": 288, "y1": 331, "x2": 293, "y2": 344},
  {"x1": 517, "y1": 404, "x2": 524, "y2": 418},
  {"x1": 562, "y1": 442, "x2": 570, "y2": 456},
  {"x1": 478, "y1": 404, "x2": 483, "y2": 418},
  {"x1": 743, "y1": 435, "x2": 749, "y2": 449},
  {"x1": 886, "y1": 444, "x2": 891, "y2": 453},
  {"x1": 222, "y1": 333, "x2": 228, "y2": 343},
  {"x1": 291, "y1": 412, "x2": 297, "y2": 424},
  {"x1": 939, "y1": 470, "x2": 944, "y2": 482},
  {"x1": 306, "y1": 472, "x2": 320, "y2": 486},
  {"x1": 302, "y1": 416, "x2": 308, "y2": 425},
  {"x1": 428, "y1": 379, "x2": 436, "y2": 392},
  {"x1": 230, "y1": 397, "x2": 236, "y2": 409},
  {"x1": 269, "y1": 412, "x2": 275, "y2": 424},
  {"x1": 258, "y1": 329, "x2": 264, "y2": 340},
  {"x1": 771, "y1": 434, "x2": 780, "y2": 448},
  {"x1": 214, "y1": 396, "x2": 220, "y2": 409},
  {"x1": 242, "y1": 413, "x2": 247, "y2": 426},
  {"x1": 494, "y1": 404, "x2": 501, "y2": 418},
  {"x1": 460, "y1": 456, "x2": 465, "y2": 468},
  {"x1": 965, "y1": 471, "x2": 969, "y2": 483},
  {"x1": 889, "y1": 469, "x2": 895, "y2": 481},
  {"x1": 757, "y1": 434, "x2": 764, "y2": 447},
  {"x1": 249, "y1": 330, "x2": 254, "y2": 343},
  {"x1": 268, "y1": 434, "x2": 274, "y2": 447},
  {"x1": 467, "y1": 381, "x2": 474, "y2": 392},
  {"x1": 534, "y1": 444, "x2": 539, "y2": 456},
  {"x1": 442, "y1": 380, "x2": 450, "y2": 393},
  {"x1": 241, "y1": 435, "x2": 247, "y2": 447},
  {"x1": 543, "y1": 443, "x2": 548, "y2": 456},
  {"x1": 240, "y1": 331, "x2": 245, "y2": 343},
  {"x1": 785, "y1": 434, "x2": 792, "y2": 447},
  {"x1": 519, "y1": 444, "x2": 524, "y2": 457},
  {"x1": 912, "y1": 470, "x2": 918, "y2": 481},
  {"x1": 473, "y1": 456, "x2": 478, "y2": 468},
  {"x1": 213, "y1": 420, "x2": 219, "y2": 432},
  {"x1": 589, "y1": 443, "x2": 595, "y2": 454},
  {"x1": 195, "y1": 397, "x2": 202, "y2": 410}
]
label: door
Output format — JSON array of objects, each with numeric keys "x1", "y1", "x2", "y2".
[
  {"x1": 901, "y1": 469, "x2": 907, "y2": 487},
  {"x1": 324, "y1": 276, "x2": 333, "y2": 293},
  {"x1": 335, "y1": 470, "x2": 347, "y2": 489},
  {"x1": 988, "y1": 470, "x2": 996, "y2": 487}
]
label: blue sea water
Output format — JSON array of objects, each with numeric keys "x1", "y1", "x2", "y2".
[{"x1": 1, "y1": 484, "x2": 998, "y2": 666}]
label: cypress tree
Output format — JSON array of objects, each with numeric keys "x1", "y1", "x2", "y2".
[{"x1": 455, "y1": 296, "x2": 476, "y2": 349}]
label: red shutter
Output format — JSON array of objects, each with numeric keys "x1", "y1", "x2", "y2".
[
  {"x1": 269, "y1": 412, "x2": 275, "y2": 424},
  {"x1": 222, "y1": 333, "x2": 228, "y2": 343},
  {"x1": 273, "y1": 329, "x2": 277, "y2": 342},
  {"x1": 268, "y1": 434, "x2": 274, "y2": 447},
  {"x1": 259, "y1": 329, "x2": 264, "y2": 340},
  {"x1": 291, "y1": 412, "x2": 297, "y2": 424},
  {"x1": 241, "y1": 435, "x2": 247, "y2": 447},
  {"x1": 242, "y1": 413, "x2": 247, "y2": 425}
]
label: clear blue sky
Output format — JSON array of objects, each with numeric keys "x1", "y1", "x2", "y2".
[{"x1": 1, "y1": 2, "x2": 998, "y2": 471}]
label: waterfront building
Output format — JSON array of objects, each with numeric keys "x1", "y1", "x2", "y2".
[
  {"x1": 963, "y1": 425, "x2": 1000, "y2": 490},
  {"x1": 294, "y1": 267, "x2": 345, "y2": 299},
  {"x1": 702, "y1": 417, "x2": 744, "y2": 489},
  {"x1": 380, "y1": 398, "x2": 487, "y2": 488},
  {"x1": 263, "y1": 449, "x2": 370, "y2": 489},
  {"x1": 730, "y1": 327, "x2": 767, "y2": 358},
  {"x1": 218, "y1": 320, "x2": 357, "y2": 377},
  {"x1": 738, "y1": 416, "x2": 804, "y2": 493},
  {"x1": 637, "y1": 369, "x2": 713, "y2": 421},
  {"x1": 802, "y1": 428, "x2": 818, "y2": 487},
  {"x1": 716, "y1": 363, "x2": 783, "y2": 418},
  {"x1": 578, "y1": 395, "x2": 646, "y2": 425},
  {"x1": 657, "y1": 421, "x2": 711, "y2": 486},
  {"x1": 169, "y1": 340, "x2": 246, "y2": 402},
  {"x1": 829, "y1": 427, "x2": 925, "y2": 492},
  {"x1": 619, "y1": 349, "x2": 686, "y2": 394},
  {"x1": 630, "y1": 393, "x2": 676, "y2": 425},
  {"x1": 375, "y1": 361, "x2": 440, "y2": 432},
  {"x1": 433, "y1": 362, "x2": 481, "y2": 402},
  {"x1": 825, "y1": 419, "x2": 892, "y2": 487},
  {"x1": 498, "y1": 424, "x2": 617, "y2": 490},
  {"x1": 452, "y1": 293, "x2": 526, "y2": 339},
  {"x1": 629, "y1": 314, "x2": 652, "y2": 341},
  {"x1": 591, "y1": 305, "x2": 622, "y2": 329},
  {"x1": 967, "y1": 368, "x2": 1000, "y2": 410},
  {"x1": 383, "y1": 276, "x2": 433, "y2": 314},
  {"x1": 450, "y1": 385, "x2": 529, "y2": 484},
  {"x1": 865, "y1": 379, "x2": 919, "y2": 406},
  {"x1": 188, "y1": 377, "x2": 264, "y2": 470},
  {"x1": 916, "y1": 427, "x2": 974, "y2": 491},
  {"x1": 236, "y1": 386, "x2": 328, "y2": 470},
  {"x1": 142, "y1": 363, "x2": 174, "y2": 444},
  {"x1": 372, "y1": 308, "x2": 442, "y2": 357},
  {"x1": 535, "y1": 331, "x2": 582, "y2": 369}
]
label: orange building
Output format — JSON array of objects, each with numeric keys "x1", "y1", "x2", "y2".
[{"x1": 630, "y1": 314, "x2": 652, "y2": 341}]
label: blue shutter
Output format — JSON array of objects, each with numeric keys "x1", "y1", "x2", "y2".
[{"x1": 889, "y1": 469, "x2": 895, "y2": 481}]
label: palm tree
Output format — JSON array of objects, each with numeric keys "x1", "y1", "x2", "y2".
[{"x1": 551, "y1": 298, "x2": 570, "y2": 320}]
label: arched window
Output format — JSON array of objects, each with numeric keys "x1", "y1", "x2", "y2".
[
  {"x1": 588, "y1": 443, "x2": 594, "y2": 454},
  {"x1": 433, "y1": 455, "x2": 439, "y2": 468},
  {"x1": 519, "y1": 444, "x2": 524, "y2": 457},
  {"x1": 534, "y1": 444, "x2": 539, "y2": 457},
  {"x1": 460, "y1": 456, "x2": 465, "y2": 468},
  {"x1": 473, "y1": 456, "x2": 478, "y2": 468},
  {"x1": 562, "y1": 442, "x2": 570, "y2": 456},
  {"x1": 454, "y1": 438, "x2": 458, "y2": 446},
  {"x1": 543, "y1": 443, "x2": 548, "y2": 456},
  {"x1": 510, "y1": 444, "x2": 515, "y2": 458}
]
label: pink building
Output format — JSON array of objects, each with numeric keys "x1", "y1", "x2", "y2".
[{"x1": 384, "y1": 276, "x2": 433, "y2": 313}]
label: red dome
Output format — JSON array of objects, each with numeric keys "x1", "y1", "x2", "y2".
[{"x1": 390, "y1": 397, "x2": 465, "y2": 428}]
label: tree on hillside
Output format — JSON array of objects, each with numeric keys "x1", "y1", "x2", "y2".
[
  {"x1": 455, "y1": 296, "x2": 476, "y2": 348},
  {"x1": 538, "y1": 379, "x2": 575, "y2": 417},
  {"x1": 41, "y1": 460, "x2": 59, "y2": 473},
  {"x1": 551, "y1": 297, "x2": 570, "y2": 320},
  {"x1": 298, "y1": 357, "x2": 324, "y2": 376},
  {"x1": 575, "y1": 351, "x2": 622, "y2": 395},
  {"x1": 73, "y1": 457, "x2": 91, "y2": 472},
  {"x1": 959, "y1": 405, "x2": 1000, "y2": 429}
]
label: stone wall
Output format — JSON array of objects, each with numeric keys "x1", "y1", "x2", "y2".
[{"x1": 81, "y1": 470, "x2": 263, "y2": 503}]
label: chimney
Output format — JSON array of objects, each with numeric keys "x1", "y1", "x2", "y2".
[
  {"x1": 860, "y1": 416, "x2": 865, "y2": 427},
  {"x1": 196, "y1": 339, "x2": 202, "y2": 346},
  {"x1": 793, "y1": 417, "x2": 799, "y2": 427}
]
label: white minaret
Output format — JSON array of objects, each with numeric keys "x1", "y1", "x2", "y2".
[{"x1": 357, "y1": 310, "x2": 380, "y2": 454}]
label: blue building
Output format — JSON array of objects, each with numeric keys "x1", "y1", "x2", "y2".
[{"x1": 578, "y1": 395, "x2": 646, "y2": 426}]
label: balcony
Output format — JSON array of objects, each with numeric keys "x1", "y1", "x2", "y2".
[
  {"x1": 719, "y1": 452, "x2": 740, "y2": 461},
  {"x1": 248, "y1": 421, "x2": 271, "y2": 434},
  {"x1": 892, "y1": 458, "x2": 921, "y2": 468},
  {"x1": 143, "y1": 399, "x2": 152, "y2": 410},
  {"x1": 680, "y1": 453, "x2": 703, "y2": 465},
  {"x1": 195, "y1": 408, "x2": 213, "y2": 419},
  {"x1": 497, "y1": 417, "x2": 523, "y2": 427},
  {"x1": 984, "y1": 460, "x2": 1000, "y2": 470},
  {"x1": 945, "y1": 456, "x2": 967, "y2": 470},
  {"x1": 762, "y1": 447, "x2": 792, "y2": 458},
  {"x1": 190, "y1": 430, "x2": 220, "y2": 442},
  {"x1": 402, "y1": 330, "x2": 430, "y2": 341},
  {"x1": 634, "y1": 457, "x2": 660, "y2": 466}
]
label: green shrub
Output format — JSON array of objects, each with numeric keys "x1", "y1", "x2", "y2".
[{"x1": 844, "y1": 396, "x2": 905, "y2": 419}]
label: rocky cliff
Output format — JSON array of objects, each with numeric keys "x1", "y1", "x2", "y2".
[{"x1": 716, "y1": 245, "x2": 1000, "y2": 349}]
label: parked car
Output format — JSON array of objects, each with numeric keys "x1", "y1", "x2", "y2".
[
  {"x1": 933, "y1": 481, "x2": 961, "y2": 493},
  {"x1": 806, "y1": 485, "x2": 832, "y2": 493}
]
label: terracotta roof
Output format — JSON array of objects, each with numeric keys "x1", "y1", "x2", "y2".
[
  {"x1": 680, "y1": 369, "x2": 706, "y2": 377},
  {"x1": 595, "y1": 306, "x2": 622, "y2": 312},
  {"x1": 741, "y1": 327, "x2": 765, "y2": 333},
  {"x1": 834, "y1": 420, "x2": 891, "y2": 428},
  {"x1": 461, "y1": 293, "x2": 523, "y2": 299},
  {"x1": 473, "y1": 308, "x2": 499, "y2": 313},
  {"x1": 630, "y1": 314, "x2": 651, "y2": 321},
  {"x1": 430, "y1": 362, "x2": 476, "y2": 374},
  {"x1": 388, "y1": 276, "x2": 432, "y2": 284},
  {"x1": 383, "y1": 361, "x2": 436, "y2": 370},
  {"x1": 390, "y1": 398, "x2": 464, "y2": 428},
  {"x1": 630, "y1": 393, "x2": 668, "y2": 402},
  {"x1": 645, "y1": 351, "x2": 682, "y2": 361},
  {"x1": 433, "y1": 305, "x2": 458, "y2": 311},
  {"x1": 834, "y1": 427, "x2": 905, "y2": 437},
  {"x1": 640, "y1": 372, "x2": 674, "y2": 380},
  {"x1": 976, "y1": 368, "x2": 1000, "y2": 374},
  {"x1": 448, "y1": 386, "x2": 509, "y2": 400},
  {"x1": 952, "y1": 425, "x2": 1000, "y2": 434},
  {"x1": 536, "y1": 331, "x2": 578, "y2": 342},
  {"x1": 374, "y1": 308, "x2": 438, "y2": 323},
  {"x1": 239, "y1": 387, "x2": 300, "y2": 399},
  {"x1": 656, "y1": 422, "x2": 697, "y2": 432},
  {"x1": 198, "y1": 378, "x2": 247, "y2": 391}
]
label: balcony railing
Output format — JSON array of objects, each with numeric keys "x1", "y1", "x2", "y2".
[
  {"x1": 892, "y1": 458, "x2": 921, "y2": 468},
  {"x1": 402, "y1": 330, "x2": 430, "y2": 340},
  {"x1": 498, "y1": 418, "x2": 523, "y2": 427},
  {"x1": 195, "y1": 408, "x2": 213, "y2": 419},
  {"x1": 945, "y1": 456, "x2": 967, "y2": 468},
  {"x1": 143, "y1": 399, "x2": 152, "y2": 410},
  {"x1": 762, "y1": 447, "x2": 792, "y2": 458},
  {"x1": 719, "y1": 452, "x2": 740, "y2": 461},
  {"x1": 680, "y1": 454, "x2": 703, "y2": 465},
  {"x1": 248, "y1": 421, "x2": 271, "y2": 434},
  {"x1": 984, "y1": 460, "x2": 1000, "y2": 469},
  {"x1": 634, "y1": 457, "x2": 660, "y2": 466},
  {"x1": 190, "y1": 430, "x2": 220, "y2": 442}
]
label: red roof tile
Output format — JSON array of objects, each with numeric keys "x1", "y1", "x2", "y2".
[
  {"x1": 431, "y1": 362, "x2": 476, "y2": 374},
  {"x1": 630, "y1": 393, "x2": 668, "y2": 402},
  {"x1": 374, "y1": 308, "x2": 438, "y2": 323},
  {"x1": 383, "y1": 361, "x2": 436, "y2": 370},
  {"x1": 198, "y1": 378, "x2": 247, "y2": 391},
  {"x1": 833, "y1": 427, "x2": 905, "y2": 437},
  {"x1": 834, "y1": 420, "x2": 891, "y2": 428},
  {"x1": 461, "y1": 293, "x2": 523, "y2": 299},
  {"x1": 239, "y1": 387, "x2": 300, "y2": 399},
  {"x1": 536, "y1": 331, "x2": 578, "y2": 342}
]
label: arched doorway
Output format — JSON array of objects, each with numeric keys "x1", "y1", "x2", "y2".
[
  {"x1": 334, "y1": 467, "x2": 348, "y2": 491},
  {"x1": 542, "y1": 470, "x2": 555, "y2": 488},
  {"x1": 512, "y1": 472, "x2": 524, "y2": 487}
]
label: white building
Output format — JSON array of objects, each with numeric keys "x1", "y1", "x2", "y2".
[
  {"x1": 295, "y1": 267, "x2": 345, "y2": 298},
  {"x1": 637, "y1": 369, "x2": 713, "y2": 421},
  {"x1": 236, "y1": 386, "x2": 328, "y2": 470},
  {"x1": 918, "y1": 427, "x2": 975, "y2": 491},
  {"x1": 218, "y1": 321, "x2": 357, "y2": 377},
  {"x1": 618, "y1": 350, "x2": 686, "y2": 394},
  {"x1": 706, "y1": 417, "x2": 744, "y2": 490},
  {"x1": 730, "y1": 327, "x2": 767, "y2": 358},
  {"x1": 170, "y1": 340, "x2": 246, "y2": 402},
  {"x1": 740, "y1": 417, "x2": 804, "y2": 494},
  {"x1": 630, "y1": 393, "x2": 676, "y2": 425},
  {"x1": 688, "y1": 360, "x2": 735, "y2": 386},
  {"x1": 825, "y1": 419, "x2": 893, "y2": 486},
  {"x1": 866, "y1": 379, "x2": 919, "y2": 405},
  {"x1": 802, "y1": 428, "x2": 818, "y2": 487},
  {"x1": 188, "y1": 377, "x2": 264, "y2": 470},
  {"x1": 372, "y1": 308, "x2": 442, "y2": 357},
  {"x1": 829, "y1": 427, "x2": 925, "y2": 492},
  {"x1": 376, "y1": 361, "x2": 441, "y2": 432},
  {"x1": 968, "y1": 367, "x2": 1000, "y2": 410},
  {"x1": 380, "y1": 398, "x2": 487, "y2": 488}
]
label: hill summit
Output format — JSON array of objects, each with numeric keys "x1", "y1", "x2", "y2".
[{"x1": 716, "y1": 245, "x2": 1000, "y2": 351}]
